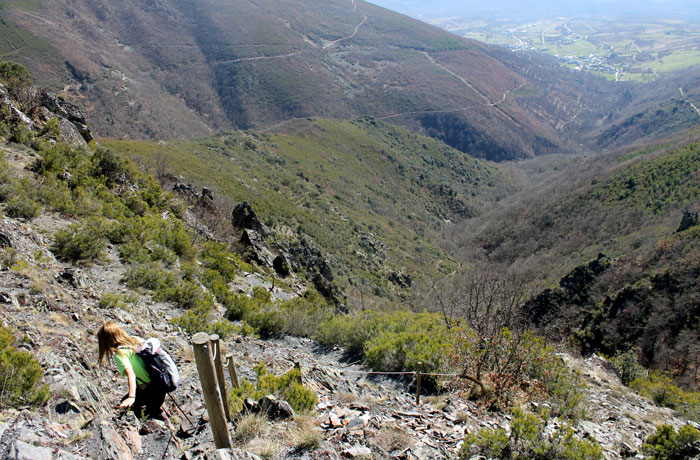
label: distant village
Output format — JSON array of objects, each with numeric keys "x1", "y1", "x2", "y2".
[{"x1": 506, "y1": 36, "x2": 620, "y2": 75}]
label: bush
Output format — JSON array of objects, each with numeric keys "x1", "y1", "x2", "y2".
[
  {"x1": 200, "y1": 242, "x2": 240, "y2": 281},
  {"x1": 40, "y1": 117, "x2": 61, "y2": 139},
  {"x1": 364, "y1": 311, "x2": 453, "y2": 375},
  {"x1": 5, "y1": 194, "x2": 41, "y2": 219},
  {"x1": 631, "y1": 371, "x2": 700, "y2": 419},
  {"x1": 642, "y1": 424, "x2": 700, "y2": 460},
  {"x1": 171, "y1": 304, "x2": 213, "y2": 336},
  {"x1": 453, "y1": 328, "x2": 587, "y2": 417},
  {"x1": 124, "y1": 262, "x2": 176, "y2": 292},
  {"x1": 98, "y1": 293, "x2": 133, "y2": 310},
  {"x1": 229, "y1": 363, "x2": 317, "y2": 414},
  {"x1": 458, "y1": 408, "x2": 603, "y2": 460},
  {"x1": 610, "y1": 349, "x2": 646, "y2": 386},
  {"x1": 0, "y1": 325, "x2": 49, "y2": 408},
  {"x1": 52, "y1": 219, "x2": 107, "y2": 262},
  {"x1": 0, "y1": 61, "x2": 32, "y2": 100}
]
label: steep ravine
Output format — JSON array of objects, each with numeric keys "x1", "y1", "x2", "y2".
[{"x1": 0, "y1": 141, "x2": 694, "y2": 460}]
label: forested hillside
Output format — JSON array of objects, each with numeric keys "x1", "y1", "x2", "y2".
[{"x1": 449, "y1": 131, "x2": 700, "y2": 387}]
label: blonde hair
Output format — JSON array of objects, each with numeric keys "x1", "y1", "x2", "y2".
[{"x1": 97, "y1": 321, "x2": 141, "y2": 365}]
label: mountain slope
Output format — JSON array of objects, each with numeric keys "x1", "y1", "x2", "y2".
[
  {"x1": 450, "y1": 133, "x2": 700, "y2": 386},
  {"x1": 0, "y1": 0, "x2": 633, "y2": 159},
  {"x1": 103, "y1": 117, "x2": 507, "y2": 303}
]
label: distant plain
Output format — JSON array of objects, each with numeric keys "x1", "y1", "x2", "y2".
[{"x1": 429, "y1": 17, "x2": 700, "y2": 81}]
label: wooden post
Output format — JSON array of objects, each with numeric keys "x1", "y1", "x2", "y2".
[
  {"x1": 416, "y1": 362, "x2": 423, "y2": 406},
  {"x1": 192, "y1": 332, "x2": 231, "y2": 448},
  {"x1": 209, "y1": 334, "x2": 231, "y2": 422},
  {"x1": 226, "y1": 353, "x2": 240, "y2": 389}
]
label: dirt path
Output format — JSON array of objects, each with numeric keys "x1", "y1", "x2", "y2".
[
  {"x1": 216, "y1": 51, "x2": 305, "y2": 65},
  {"x1": 377, "y1": 55, "x2": 526, "y2": 121},
  {"x1": 323, "y1": 15, "x2": 367, "y2": 49},
  {"x1": 420, "y1": 51, "x2": 491, "y2": 104},
  {"x1": 679, "y1": 87, "x2": 700, "y2": 118}
]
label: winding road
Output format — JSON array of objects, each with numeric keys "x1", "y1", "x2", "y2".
[
  {"x1": 323, "y1": 15, "x2": 367, "y2": 49},
  {"x1": 679, "y1": 88, "x2": 700, "y2": 119}
]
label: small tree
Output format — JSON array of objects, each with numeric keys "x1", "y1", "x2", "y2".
[
  {"x1": 431, "y1": 267, "x2": 532, "y2": 380},
  {"x1": 0, "y1": 60, "x2": 35, "y2": 110},
  {"x1": 0, "y1": 325, "x2": 49, "y2": 408}
]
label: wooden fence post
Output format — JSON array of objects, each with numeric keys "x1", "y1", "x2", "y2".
[
  {"x1": 416, "y1": 362, "x2": 423, "y2": 406},
  {"x1": 226, "y1": 353, "x2": 240, "y2": 389},
  {"x1": 192, "y1": 332, "x2": 231, "y2": 448},
  {"x1": 209, "y1": 334, "x2": 232, "y2": 422}
]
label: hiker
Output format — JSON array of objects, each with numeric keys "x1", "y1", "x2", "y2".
[{"x1": 97, "y1": 321, "x2": 166, "y2": 420}]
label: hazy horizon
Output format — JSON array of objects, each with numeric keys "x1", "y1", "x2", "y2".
[{"x1": 367, "y1": 0, "x2": 700, "y2": 22}]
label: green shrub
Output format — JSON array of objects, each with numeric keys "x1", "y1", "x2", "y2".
[
  {"x1": 0, "y1": 325, "x2": 49, "y2": 408},
  {"x1": 642, "y1": 424, "x2": 700, "y2": 460},
  {"x1": 454, "y1": 328, "x2": 587, "y2": 417},
  {"x1": 40, "y1": 117, "x2": 61, "y2": 139},
  {"x1": 124, "y1": 262, "x2": 176, "y2": 292},
  {"x1": 631, "y1": 371, "x2": 700, "y2": 419},
  {"x1": 5, "y1": 194, "x2": 41, "y2": 219},
  {"x1": 229, "y1": 363, "x2": 316, "y2": 414},
  {"x1": 52, "y1": 219, "x2": 107, "y2": 262},
  {"x1": 9, "y1": 124, "x2": 32, "y2": 145},
  {"x1": 364, "y1": 311, "x2": 453, "y2": 375},
  {"x1": 458, "y1": 408, "x2": 603, "y2": 460},
  {"x1": 610, "y1": 349, "x2": 647, "y2": 386},
  {"x1": 98, "y1": 292, "x2": 137, "y2": 310},
  {"x1": 0, "y1": 60, "x2": 32, "y2": 99},
  {"x1": 171, "y1": 304, "x2": 214, "y2": 336},
  {"x1": 200, "y1": 242, "x2": 240, "y2": 281},
  {"x1": 247, "y1": 309, "x2": 283, "y2": 339}
]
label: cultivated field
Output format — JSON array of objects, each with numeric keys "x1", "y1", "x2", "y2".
[{"x1": 432, "y1": 17, "x2": 700, "y2": 81}]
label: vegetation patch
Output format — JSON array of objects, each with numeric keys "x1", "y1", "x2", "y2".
[
  {"x1": 0, "y1": 325, "x2": 49, "y2": 408},
  {"x1": 458, "y1": 408, "x2": 603, "y2": 460},
  {"x1": 229, "y1": 363, "x2": 317, "y2": 414},
  {"x1": 642, "y1": 424, "x2": 700, "y2": 460}
]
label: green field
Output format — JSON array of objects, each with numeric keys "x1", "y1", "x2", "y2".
[{"x1": 435, "y1": 17, "x2": 700, "y2": 81}]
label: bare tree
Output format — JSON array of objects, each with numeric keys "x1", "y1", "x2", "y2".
[{"x1": 430, "y1": 267, "x2": 536, "y2": 384}]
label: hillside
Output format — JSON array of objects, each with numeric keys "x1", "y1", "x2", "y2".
[
  {"x1": 449, "y1": 130, "x2": 700, "y2": 387},
  {"x1": 1, "y1": 78, "x2": 697, "y2": 460},
  {"x1": 103, "y1": 117, "x2": 506, "y2": 306},
  {"x1": 0, "y1": 0, "x2": 645, "y2": 160}
]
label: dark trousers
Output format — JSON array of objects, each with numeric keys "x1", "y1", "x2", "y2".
[{"x1": 130, "y1": 382, "x2": 167, "y2": 420}]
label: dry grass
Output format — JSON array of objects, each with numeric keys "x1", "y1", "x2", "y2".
[
  {"x1": 336, "y1": 391, "x2": 357, "y2": 405},
  {"x1": 234, "y1": 413, "x2": 269, "y2": 443},
  {"x1": 246, "y1": 438, "x2": 281, "y2": 459},
  {"x1": 370, "y1": 426, "x2": 412, "y2": 453},
  {"x1": 455, "y1": 410, "x2": 472, "y2": 424},
  {"x1": 423, "y1": 394, "x2": 447, "y2": 411},
  {"x1": 288, "y1": 415, "x2": 322, "y2": 451}
]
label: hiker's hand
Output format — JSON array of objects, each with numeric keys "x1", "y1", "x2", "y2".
[{"x1": 119, "y1": 397, "x2": 135, "y2": 408}]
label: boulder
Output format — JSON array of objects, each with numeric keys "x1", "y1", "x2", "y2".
[
  {"x1": 239, "y1": 229, "x2": 275, "y2": 267},
  {"x1": 388, "y1": 271, "x2": 412, "y2": 289},
  {"x1": 173, "y1": 183, "x2": 197, "y2": 198},
  {"x1": 7, "y1": 439, "x2": 53, "y2": 460},
  {"x1": 0, "y1": 83, "x2": 34, "y2": 130},
  {"x1": 258, "y1": 395, "x2": 296, "y2": 420},
  {"x1": 341, "y1": 446, "x2": 372, "y2": 458},
  {"x1": 40, "y1": 91, "x2": 93, "y2": 142},
  {"x1": 272, "y1": 254, "x2": 291, "y2": 278},
  {"x1": 55, "y1": 400, "x2": 82, "y2": 415},
  {"x1": 232, "y1": 202, "x2": 265, "y2": 235}
]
